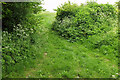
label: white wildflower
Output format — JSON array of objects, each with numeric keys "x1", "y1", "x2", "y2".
[
  {"x1": 5, "y1": 46, "x2": 8, "y2": 48},
  {"x1": 116, "y1": 73, "x2": 118, "y2": 75},
  {"x1": 112, "y1": 75, "x2": 115, "y2": 78},
  {"x1": 10, "y1": 48, "x2": 12, "y2": 50}
]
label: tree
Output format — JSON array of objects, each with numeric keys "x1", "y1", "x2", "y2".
[{"x1": 2, "y1": 2, "x2": 43, "y2": 32}]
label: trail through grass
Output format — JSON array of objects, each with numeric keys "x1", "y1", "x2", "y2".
[{"x1": 11, "y1": 12, "x2": 118, "y2": 78}]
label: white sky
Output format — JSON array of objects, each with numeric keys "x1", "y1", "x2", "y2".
[{"x1": 42, "y1": 0, "x2": 118, "y2": 12}]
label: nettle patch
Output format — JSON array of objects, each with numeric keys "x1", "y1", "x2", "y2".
[{"x1": 52, "y1": 1, "x2": 117, "y2": 42}]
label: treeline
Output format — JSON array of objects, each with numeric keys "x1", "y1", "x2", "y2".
[{"x1": 2, "y1": 2, "x2": 44, "y2": 77}]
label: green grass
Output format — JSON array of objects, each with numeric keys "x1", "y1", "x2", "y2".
[{"x1": 7, "y1": 11, "x2": 118, "y2": 78}]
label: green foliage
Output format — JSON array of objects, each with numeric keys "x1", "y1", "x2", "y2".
[
  {"x1": 15, "y1": 12, "x2": 117, "y2": 78},
  {"x1": 52, "y1": 2, "x2": 118, "y2": 76},
  {"x1": 2, "y1": 2, "x2": 43, "y2": 32},
  {"x1": 2, "y1": 2, "x2": 44, "y2": 77},
  {"x1": 2, "y1": 1, "x2": 118, "y2": 78},
  {"x1": 82, "y1": 27, "x2": 118, "y2": 59},
  {"x1": 55, "y1": 1, "x2": 79, "y2": 20},
  {"x1": 2, "y1": 24, "x2": 36, "y2": 77},
  {"x1": 87, "y1": 2, "x2": 117, "y2": 18},
  {"x1": 2, "y1": 11, "x2": 118, "y2": 78},
  {"x1": 53, "y1": 1, "x2": 117, "y2": 42}
]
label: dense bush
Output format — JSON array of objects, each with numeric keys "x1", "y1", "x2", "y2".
[
  {"x1": 55, "y1": 1, "x2": 79, "y2": 20},
  {"x1": 52, "y1": 1, "x2": 118, "y2": 59},
  {"x1": 2, "y1": 2, "x2": 43, "y2": 77},
  {"x1": 2, "y1": 2, "x2": 43, "y2": 32},
  {"x1": 52, "y1": 1, "x2": 117, "y2": 42},
  {"x1": 2, "y1": 24, "x2": 37, "y2": 76}
]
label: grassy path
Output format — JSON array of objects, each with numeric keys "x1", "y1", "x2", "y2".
[{"x1": 14, "y1": 12, "x2": 118, "y2": 78}]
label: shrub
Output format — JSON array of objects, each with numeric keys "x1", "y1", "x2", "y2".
[
  {"x1": 2, "y1": 24, "x2": 36, "y2": 76},
  {"x1": 86, "y1": 2, "x2": 117, "y2": 18},
  {"x1": 2, "y1": 2, "x2": 43, "y2": 32},
  {"x1": 52, "y1": 1, "x2": 117, "y2": 42},
  {"x1": 55, "y1": 1, "x2": 79, "y2": 21},
  {"x1": 2, "y1": 2, "x2": 45, "y2": 77}
]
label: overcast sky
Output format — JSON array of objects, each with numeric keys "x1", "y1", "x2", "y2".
[{"x1": 42, "y1": 0, "x2": 118, "y2": 12}]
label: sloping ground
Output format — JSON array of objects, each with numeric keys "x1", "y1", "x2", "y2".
[{"x1": 11, "y1": 12, "x2": 118, "y2": 78}]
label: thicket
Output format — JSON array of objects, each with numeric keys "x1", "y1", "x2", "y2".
[
  {"x1": 52, "y1": 1, "x2": 118, "y2": 59},
  {"x1": 53, "y1": 1, "x2": 117, "y2": 42},
  {"x1": 2, "y1": 2, "x2": 43, "y2": 32},
  {"x1": 2, "y1": 2, "x2": 43, "y2": 77}
]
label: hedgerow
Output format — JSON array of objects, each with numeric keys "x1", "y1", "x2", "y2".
[
  {"x1": 52, "y1": 1, "x2": 118, "y2": 59},
  {"x1": 2, "y1": 2, "x2": 44, "y2": 77},
  {"x1": 52, "y1": 1, "x2": 117, "y2": 42}
]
